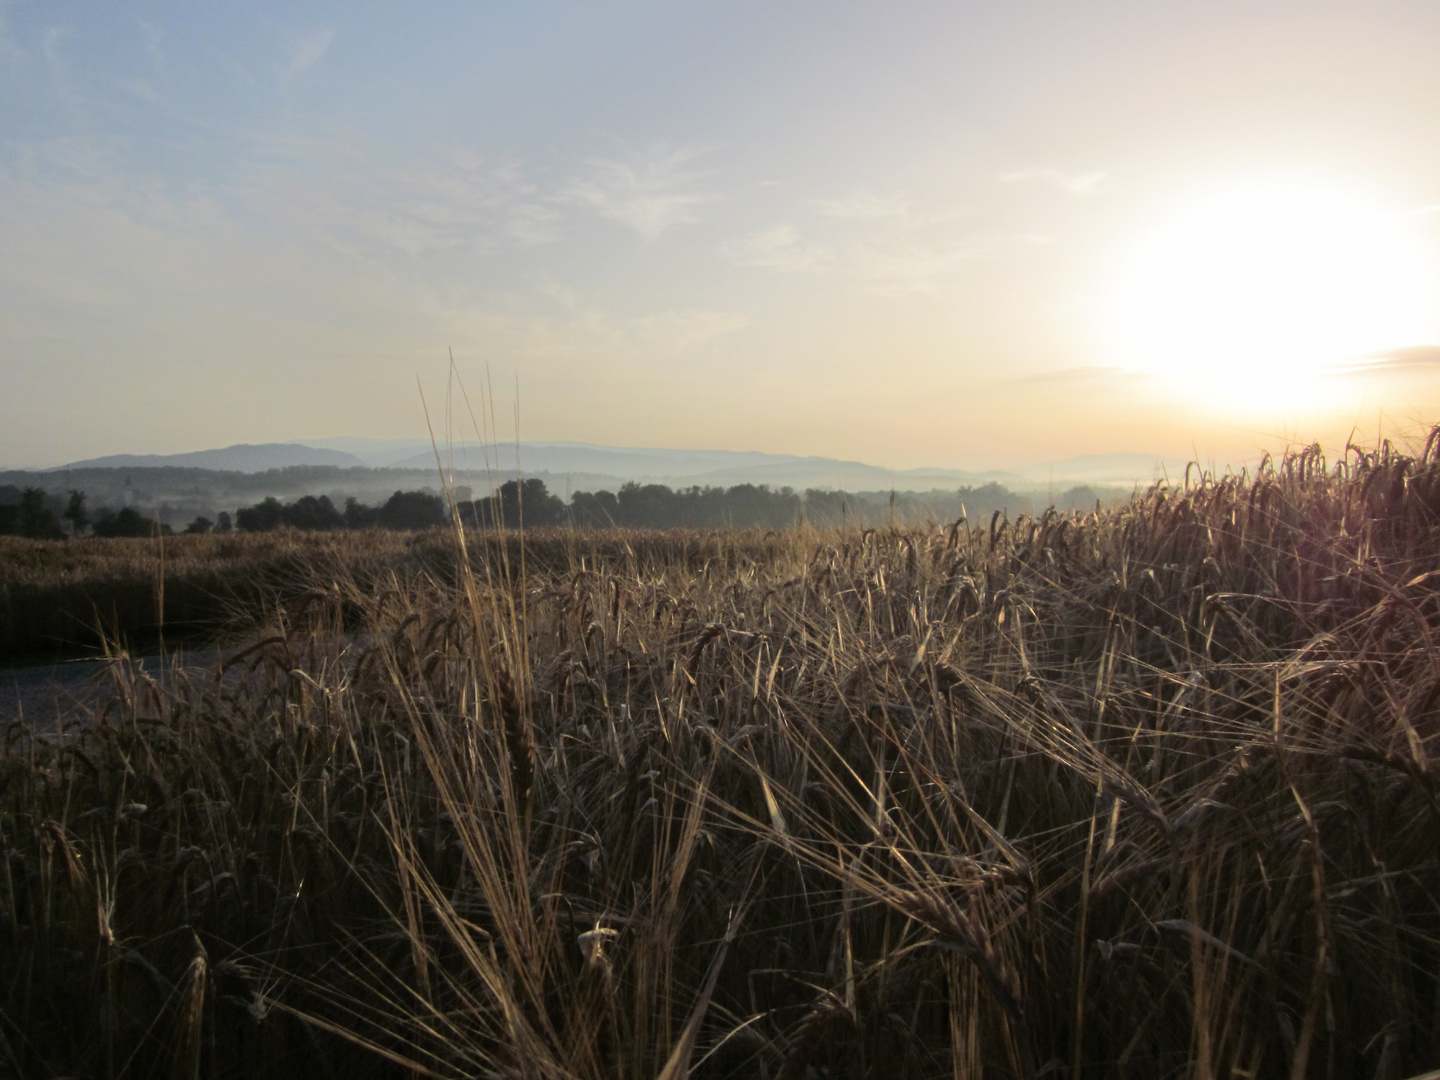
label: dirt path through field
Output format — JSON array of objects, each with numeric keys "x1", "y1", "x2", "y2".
[{"x1": 0, "y1": 649, "x2": 223, "y2": 731}]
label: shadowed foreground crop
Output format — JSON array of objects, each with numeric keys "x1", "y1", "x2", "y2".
[{"x1": 7, "y1": 438, "x2": 1440, "y2": 1078}]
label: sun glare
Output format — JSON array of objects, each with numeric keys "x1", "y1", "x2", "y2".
[{"x1": 1112, "y1": 184, "x2": 1438, "y2": 408}]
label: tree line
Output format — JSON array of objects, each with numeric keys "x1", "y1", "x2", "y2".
[
  {"x1": 0, "y1": 487, "x2": 99, "y2": 539},
  {"x1": 1, "y1": 477, "x2": 1076, "y2": 539},
  {"x1": 466, "y1": 480, "x2": 807, "y2": 530},
  {"x1": 228, "y1": 480, "x2": 1036, "y2": 532},
  {"x1": 224, "y1": 481, "x2": 807, "y2": 532},
  {"x1": 0, "y1": 485, "x2": 208, "y2": 538},
  {"x1": 0, "y1": 486, "x2": 455, "y2": 538}
]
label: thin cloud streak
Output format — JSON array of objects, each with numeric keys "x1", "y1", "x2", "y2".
[
  {"x1": 999, "y1": 167, "x2": 1107, "y2": 194},
  {"x1": 41, "y1": 25, "x2": 68, "y2": 72},
  {"x1": 119, "y1": 77, "x2": 161, "y2": 104},
  {"x1": 722, "y1": 224, "x2": 990, "y2": 296},
  {"x1": 811, "y1": 192, "x2": 967, "y2": 229},
  {"x1": 0, "y1": 10, "x2": 23, "y2": 73},
  {"x1": 281, "y1": 26, "x2": 335, "y2": 78},
  {"x1": 138, "y1": 19, "x2": 164, "y2": 69},
  {"x1": 722, "y1": 189, "x2": 993, "y2": 297},
  {"x1": 563, "y1": 146, "x2": 713, "y2": 240},
  {"x1": 720, "y1": 224, "x2": 827, "y2": 274},
  {"x1": 995, "y1": 364, "x2": 1136, "y2": 386},
  {"x1": 1339, "y1": 345, "x2": 1440, "y2": 373},
  {"x1": 238, "y1": 140, "x2": 561, "y2": 258}
]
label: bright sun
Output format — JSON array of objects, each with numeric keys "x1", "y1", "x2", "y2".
[{"x1": 1112, "y1": 184, "x2": 1437, "y2": 405}]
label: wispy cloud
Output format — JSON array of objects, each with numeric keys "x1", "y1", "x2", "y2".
[
  {"x1": 241, "y1": 139, "x2": 561, "y2": 258},
  {"x1": 857, "y1": 244, "x2": 991, "y2": 295},
  {"x1": 811, "y1": 192, "x2": 965, "y2": 228},
  {"x1": 564, "y1": 146, "x2": 713, "y2": 240},
  {"x1": 722, "y1": 191, "x2": 989, "y2": 296},
  {"x1": 139, "y1": 19, "x2": 163, "y2": 70},
  {"x1": 281, "y1": 26, "x2": 335, "y2": 79},
  {"x1": 35, "y1": 28, "x2": 86, "y2": 123},
  {"x1": 722, "y1": 223, "x2": 988, "y2": 296},
  {"x1": 1339, "y1": 345, "x2": 1440, "y2": 373},
  {"x1": 533, "y1": 279, "x2": 747, "y2": 353},
  {"x1": 997, "y1": 365, "x2": 1135, "y2": 386},
  {"x1": 119, "y1": 77, "x2": 162, "y2": 104},
  {"x1": 41, "y1": 25, "x2": 67, "y2": 71},
  {"x1": 0, "y1": 10, "x2": 23, "y2": 74},
  {"x1": 720, "y1": 224, "x2": 829, "y2": 274},
  {"x1": 627, "y1": 308, "x2": 750, "y2": 352},
  {"x1": 998, "y1": 167, "x2": 1107, "y2": 195},
  {"x1": 813, "y1": 192, "x2": 916, "y2": 221}
]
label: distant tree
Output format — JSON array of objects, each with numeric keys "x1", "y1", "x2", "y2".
[
  {"x1": 569, "y1": 489, "x2": 620, "y2": 528},
  {"x1": 214, "y1": 511, "x2": 233, "y2": 533},
  {"x1": 558, "y1": 482, "x2": 805, "y2": 530},
  {"x1": 343, "y1": 497, "x2": 380, "y2": 529},
  {"x1": 0, "y1": 486, "x2": 19, "y2": 536},
  {"x1": 17, "y1": 488, "x2": 64, "y2": 539},
  {"x1": 1057, "y1": 485, "x2": 1101, "y2": 513},
  {"x1": 282, "y1": 494, "x2": 343, "y2": 531},
  {"x1": 63, "y1": 490, "x2": 89, "y2": 536},
  {"x1": 92, "y1": 507, "x2": 163, "y2": 538},
  {"x1": 719, "y1": 483, "x2": 800, "y2": 528},
  {"x1": 518, "y1": 478, "x2": 565, "y2": 527},
  {"x1": 616, "y1": 482, "x2": 681, "y2": 528},
  {"x1": 236, "y1": 497, "x2": 283, "y2": 532},
  {"x1": 468, "y1": 479, "x2": 564, "y2": 529},
  {"x1": 956, "y1": 482, "x2": 1018, "y2": 516},
  {"x1": 378, "y1": 490, "x2": 446, "y2": 531},
  {"x1": 803, "y1": 489, "x2": 849, "y2": 527},
  {"x1": 184, "y1": 516, "x2": 213, "y2": 534}
]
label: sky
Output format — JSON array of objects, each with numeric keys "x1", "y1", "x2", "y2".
[{"x1": 5, "y1": 1, "x2": 1440, "y2": 470}]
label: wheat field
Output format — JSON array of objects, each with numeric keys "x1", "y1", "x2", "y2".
[{"x1": 6, "y1": 438, "x2": 1440, "y2": 1078}]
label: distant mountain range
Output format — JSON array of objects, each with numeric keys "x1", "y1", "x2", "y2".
[
  {"x1": 47, "y1": 439, "x2": 1198, "y2": 490},
  {"x1": 59, "y1": 443, "x2": 365, "y2": 472},
  {"x1": 295, "y1": 438, "x2": 1197, "y2": 488}
]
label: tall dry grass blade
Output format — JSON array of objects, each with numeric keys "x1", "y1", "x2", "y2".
[
  {"x1": 170, "y1": 931, "x2": 207, "y2": 1080},
  {"x1": 655, "y1": 866, "x2": 757, "y2": 1080}
]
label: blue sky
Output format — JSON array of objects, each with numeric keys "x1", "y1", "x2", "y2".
[{"x1": 5, "y1": 1, "x2": 1440, "y2": 468}]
